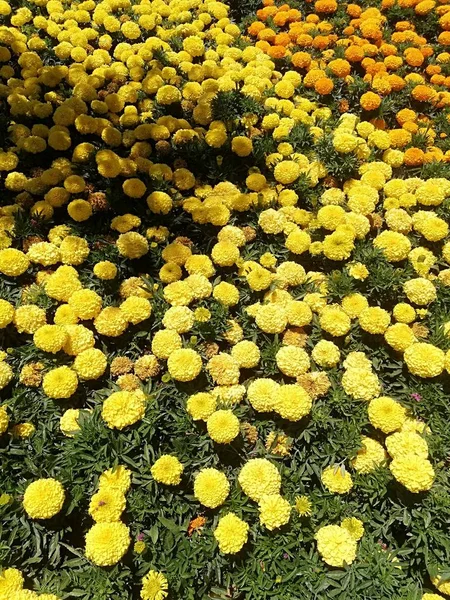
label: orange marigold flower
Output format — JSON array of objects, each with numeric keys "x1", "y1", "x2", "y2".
[
  {"x1": 360, "y1": 91, "x2": 382, "y2": 111},
  {"x1": 412, "y1": 84, "x2": 437, "y2": 102},
  {"x1": 380, "y1": 44, "x2": 397, "y2": 57},
  {"x1": 388, "y1": 74, "x2": 406, "y2": 91},
  {"x1": 403, "y1": 121, "x2": 419, "y2": 134},
  {"x1": 381, "y1": 0, "x2": 396, "y2": 8},
  {"x1": 404, "y1": 148, "x2": 425, "y2": 166},
  {"x1": 415, "y1": 0, "x2": 435, "y2": 14},
  {"x1": 431, "y1": 74, "x2": 446, "y2": 86},
  {"x1": 248, "y1": 22, "x2": 265, "y2": 36},
  {"x1": 297, "y1": 34, "x2": 313, "y2": 47},
  {"x1": 287, "y1": 9, "x2": 301, "y2": 21},
  {"x1": 273, "y1": 11, "x2": 289, "y2": 26},
  {"x1": 404, "y1": 48, "x2": 424, "y2": 67},
  {"x1": 306, "y1": 13, "x2": 320, "y2": 23},
  {"x1": 384, "y1": 56, "x2": 403, "y2": 70},
  {"x1": 343, "y1": 26, "x2": 355, "y2": 35},
  {"x1": 347, "y1": 3, "x2": 362, "y2": 17},
  {"x1": 328, "y1": 59, "x2": 351, "y2": 77},
  {"x1": 313, "y1": 35, "x2": 332, "y2": 50},
  {"x1": 291, "y1": 51, "x2": 312, "y2": 68},
  {"x1": 274, "y1": 32, "x2": 291, "y2": 46},
  {"x1": 345, "y1": 46, "x2": 365, "y2": 62},
  {"x1": 258, "y1": 28, "x2": 276, "y2": 42},
  {"x1": 314, "y1": 77, "x2": 334, "y2": 94},
  {"x1": 395, "y1": 108, "x2": 417, "y2": 125},
  {"x1": 304, "y1": 68, "x2": 326, "y2": 87},
  {"x1": 268, "y1": 45, "x2": 287, "y2": 58},
  {"x1": 315, "y1": 0, "x2": 337, "y2": 12},
  {"x1": 439, "y1": 31, "x2": 450, "y2": 45}
]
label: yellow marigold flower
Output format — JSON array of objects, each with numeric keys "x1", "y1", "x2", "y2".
[
  {"x1": 321, "y1": 465, "x2": 353, "y2": 494},
  {"x1": 231, "y1": 340, "x2": 260, "y2": 368},
  {"x1": 341, "y1": 517, "x2": 364, "y2": 541},
  {"x1": 187, "y1": 392, "x2": 216, "y2": 421},
  {"x1": 0, "y1": 568, "x2": 24, "y2": 598},
  {"x1": 258, "y1": 494, "x2": 291, "y2": 531},
  {"x1": 14, "y1": 305, "x2": 47, "y2": 334},
  {"x1": 99, "y1": 465, "x2": 131, "y2": 493},
  {"x1": 368, "y1": 396, "x2": 406, "y2": 433},
  {"x1": 390, "y1": 454, "x2": 435, "y2": 493},
  {"x1": 207, "y1": 410, "x2": 240, "y2": 443},
  {"x1": 352, "y1": 437, "x2": 386, "y2": 473},
  {"x1": 0, "y1": 248, "x2": 29, "y2": 276},
  {"x1": 255, "y1": 304, "x2": 288, "y2": 334},
  {"x1": 68, "y1": 289, "x2": 102, "y2": 320},
  {"x1": 94, "y1": 307, "x2": 128, "y2": 337},
  {"x1": 73, "y1": 348, "x2": 107, "y2": 380},
  {"x1": 0, "y1": 299, "x2": 14, "y2": 328},
  {"x1": 247, "y1": 378, "x2": 280, "y2": 412},
  {"x1": 11, "y1": 422, "x2": 35, "y2": 438},
  {"x1": 276, "y1": 345, "x2": 310, "y2": 377},
  {"x1": 341, "y1": 367, "x2": 380, "y2": 401},
  {"x1": 273, "y1": 384, "x2": 312, "y2": 421},
  {"x1": 0, "y1": 405, "x2": 9, "y2": 434},
  {"x1": 312, "y1": 340, "x2": 340, "y2": 368},
  {"x1": 404, "y1": 342, "x2": 445, "y2": 378},
  {"x1": 23, "y1": 478, "x2": 65, "y2": 519},
  {"x1": 85, "y1": 522, "x2": 130, "y2": 566},
  {"x1": 320, "y1": 305, "x2": 351, "y2": 337},
  {"x1": 403, "y1": 278, "x2": 436, "y2": 306},
  {"x1": 238, "y1": 458, "x2": 281, "y2": 502},
  {"x1": 359, "y1": 306, "x2": 391, "y2": 334},
  {"x1": 315, "y1": 524, "x2": 357, "y2": 567},
  {"x1": 33, "y1": 325, "x2": 67, "y2": 354},
  {"x1": 386, "y1": 430, "x2": 428, "y2": 460},
  {"x1": 42, "y1": 366, "x2": 78, "y2": 399},
  {"x1": 117, "y1": 232, "x2": 149, "y2": 259},
  {"x1": 213, "y1": 512, "x2": 249, "y2": 554},
  {"x1": 94, "y1": 261, "x2": 117, "y2": 280},
  {"x1": 151, "y1": 455, "x2": 183, "y2": 486},
  {"x1": 0, "y1": 361, "x2": 13, "y2": 390},
  {"x1": 89, "y1": 487, "x2": 126, "y2": 523},
  {"x1": 102, "y1": 390, "x2": 146, "y2": 430},
  {"x1": 167, "y1": 348, "x2": 202, "y2": 382},
  {"x1": 151, "y1": 329, "x2": 182, "y2": 359},
  {"x1": 120, "y1": 296, "x2": 152, "y2": 325},
  {"x1": 194, "y1": 468, "x2": 230, "y2": 508},
  {"x1": 140, "y1": 570, "x2": 168, "y2": 600}
]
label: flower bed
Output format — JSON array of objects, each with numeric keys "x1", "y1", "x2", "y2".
[{"x1": 1, "y1": 0, "x2": 450, "y2": 598}]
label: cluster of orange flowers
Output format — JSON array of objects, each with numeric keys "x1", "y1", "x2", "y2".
[{"x1": 247, "y1": 0, "x2": 450, "y2": 118}]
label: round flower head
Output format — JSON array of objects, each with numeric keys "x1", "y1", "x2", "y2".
[
  {"x1": 167, "y1": 349, "x2": 202, "y2": 382},
  {"x1": 276, "y1": 345, "x2": 310, "y2": 377},
  {"x1": 390, "y1": 455, "x2": 435, "y2": 493},
  {"x1": 0, "y1": 568, "x2": 24, "y2": 598},
  {"x1": 238, "y1": 458, "x2": 281, "y2": 501},
  {"x1": 247, "y1": 378, "x2": 280, "y2": 412},
  {"x1": 352, "y1": 437, "x2": 387, "y2": 473},
  {"x1": 386, "y1": 431, "x2": 428, "y2": 460},
  {"x1": 23, "y1": 478, "x2": 65, "y2": 519},
  {"x1": 207, "y1": 410, "x2": 240, "y2": 444},
  {"x1": 186, "y1": 392, "x2": 216, "y2": 421},
  {"x1": 140, "y1": 570, "x2": 168, "y2": 600},
  {"x1": 0, "y1": 248, "x2": 29, "y2": 276},
  {"x1": 321, "y1": 465, "x2": 353, "y2": 494},
  {"x1": 85, "y1": 522, "x2": 130, "y2": 566},
  {"x1": 89, "y1": 488, "x2": 126, "y2": 523},
  {"x1": 258, "y1": 494, "x2": 291, "y2": 531},
  {"x1": 194, "y1": 468, "x2": 230, "y2": 508},
  {"x1": 151, "y1": 455, "x2": 183, "y2": 486},
  {"x1": 0, "y1": 362, "x2": 13, "y2": 390},
  {"x1": 368, "y1": 396, "x2": 406, "y2": 434},
  {"x1": 73, "y1": 348, "x2": 107, "y2": 380},
  {"x1": 404, "y1": 343, "x2": 445, "y2": 378},
  {"x1": 99, "y1": 465, "x2": 131, "y2": 494},
  {"x1": 273, "y1": 384, "x2": 312, "y2": 421},
  {"x1": 102, "y1": 390, "x2": 145, "y2": 430},
  {"x1": 316, "y1": 525, "x2": 357, "y2": 567},
  {"x1": 42, "y1": 366, "x2": 78, "y2": 399},
  {"x1": 213, "y1": 513, "x2": 249, "y2": 554}
]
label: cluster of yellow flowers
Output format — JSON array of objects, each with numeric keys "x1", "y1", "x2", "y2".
[{"x1": 2, "y1": 0, "x2": 450, "y2": 595}]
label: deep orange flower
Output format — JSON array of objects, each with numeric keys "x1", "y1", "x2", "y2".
[
  {"x1": 274, "y1": 32, "x2": 291, "y2": 46},
  {"x1": 273, "y1": 11, "x2": 289, "y2": 26},
  {"x1": 314, "y1": 77, "x2": 334, "y2": 94},
  {"x1": 268, "y1": 45, "x2": 288, "y2": 58},
  {"x1": 312, "y1": 35, "x2": 331, "y2": 50},
  {"x1": 248, "y1": 22, "x2": 265, "y2": 36},
  {"x1": 315, "y1": 0, "x2": 337, "y2": 12},
  {"x1": 404, "y1": 148, "x2": 425, "y2": 166}
]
